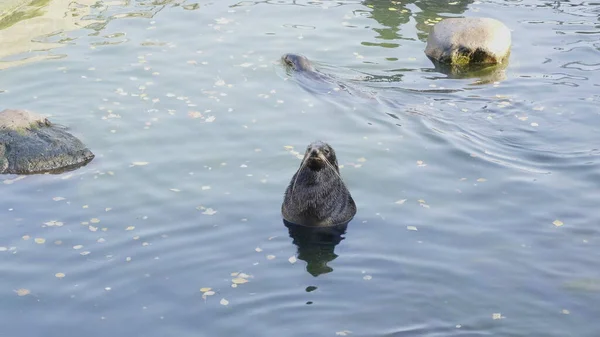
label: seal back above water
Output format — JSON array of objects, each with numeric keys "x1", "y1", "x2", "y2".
[{"x1": 281, "y1": 141, "x2": 356, "y2": 227}]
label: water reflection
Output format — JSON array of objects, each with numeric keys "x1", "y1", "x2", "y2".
[
  {"x1": 361, "y1": 0, "x2": 474, "y2": 42},
  {"x1": 426, "y1": 59, "x2": 509, "y2": 84},
  {"x1": 284, "y1": 220, "x2": 349, "y2": 277},
  {"x1": 0, "y1": 0, "x2": 185, "y2": 70},
  {"x1": 360, "y1": 0, "x2": 510, "y2": 82}
]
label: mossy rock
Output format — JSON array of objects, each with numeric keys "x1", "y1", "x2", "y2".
[
  {"x1": 425, "y1": 17, "x2": 512, "y2": 66},
  {"x1": 0, "y1": 109, "x2": 94, "y2": 175}
]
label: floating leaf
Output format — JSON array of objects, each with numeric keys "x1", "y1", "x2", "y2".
[
  {"x1": 288, "y1": 256, "x2": 297, "y2": 264},
  {"x1": 55, "y1": 273, "x2": 65, "y2": 278},
  {"x1": 73, "y1": 245, "x2": 83, "y2": 250},
  {"x1": 220, "y1": 298, "x2": 229, "y2": 306},
  {"x1": 90, "y1": 218, "x2": 100, "y2": 224},
  {"x1": 232, "y1": 278, "x2": 249, "y2": 284},
  {"x1": 53, "y1": 197, "x2": 66, "y2": 201},
  {"x1": 255, "y1": 247, "x2": 262, "y2": 252},
  {"x1": 562, "y1": 309, "x2": 570, "y2": 315},
  {"x1": 188, "y1": 111, "x2": 203, "y2": 119},
  {"x1": 89, "y1": 225, "x2": 98, "y2": 232},
  {"x1": 126, "y1": 226, "x2": 135, "y2": 231},
  {"x1": 407, "y1": 226, "x2": 418, "y2": 231},
  {"x1": 15, "y1": 289, "x2": 31, "y2": 296},
  {"x1": 267, "y1": 255, "x2": 275, "y2": 260},
  {"x1": 44, "y1": 220, "x2": 63, "y2": 227},
  {"x1": 477, "y1": 178, "x2": 487, "y2": 182},
  {"x1": 553, "y1": 220, "x2": 564, "y2": 227},
  {"x1": 34, "y1": 238, "x2": 46, "y2": 244},
  {"x1": 202, "y1": 208, "x2": 217, "y2": 215},
  {"x1": 132, "y1": 162, "x2": 149, "y2": 166},
  {"x1": 395, "y1": 199, "x2": 406, "y2": 205},
  {"x1": 202, "y1": 290, "x2": 215, "y2": 300},
  {"x1": 363, "y1": 275, "x2": 372, "y2": 280},
  {"x1": 200, "y1": 287, "x2": 212, "y2": 293},
  {"x1": 492, "y1": 313, "x2": 504, "y2": 320}
]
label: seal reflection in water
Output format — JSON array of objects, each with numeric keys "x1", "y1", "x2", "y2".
[
  {"x1": 281, "y1": 141, "x2": 356, "y2": 227},
  {"x1": 284, "y1": 220, "x2": 348, "y2": 277}
]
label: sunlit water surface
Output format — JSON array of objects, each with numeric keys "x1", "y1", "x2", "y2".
[{"x1": 1, "y1": 0, "x2": 600, "y2": 336}]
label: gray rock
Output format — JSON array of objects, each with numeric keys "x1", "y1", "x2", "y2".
[
  {"x1": 0, "y1": 109, "x2": 94, "y2": 174},
  {"x1": 425, "y1": 17, "x2": 511, "y2": 66}
]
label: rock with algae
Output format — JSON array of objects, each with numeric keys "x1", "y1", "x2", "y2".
[
  {"x1": 425, "y1": 17, "x2": 511, "y2": 66},
  {"x1": 0, "y1": 109, "x2": 94, "y2": 174}
]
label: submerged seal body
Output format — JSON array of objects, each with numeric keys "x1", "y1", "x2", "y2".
[
  {"x1": 281, "y1": 141, "x2": 356, "y2": 227},
  {"x1": 281, "y1": 53, "x2": 342, "y2": 95},
  {"x1": 281, "y1": 53, "x2": 377, "y2": 101}
]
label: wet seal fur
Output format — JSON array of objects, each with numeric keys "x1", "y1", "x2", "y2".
[
  {"x1": 281, "y1": 141, "x2": 356, "y2": 227},
  {"x1": 281, "y1": 53, "x2": 379, "y2": 104},
  {"x1": 0, "y1": 109, "x2": 94, "y2": 175}
]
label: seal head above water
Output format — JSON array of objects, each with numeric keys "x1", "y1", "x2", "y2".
[
  {"x1": 281, "y1": 53, "x2": 330, "y2": 84},
  {"x1": 282, "y1": 53, "x2": 313, "y2": 71},
  {"x1": 281, "y1": 53, "x2": 377, "y2": 102},
  {"x1": 282, "y1": 141, "x2": 356, "y2": 227}
]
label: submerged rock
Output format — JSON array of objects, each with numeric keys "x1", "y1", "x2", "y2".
[
  {"x1": 425, "y1": 17, "x2": 511, "y2": 66},
  {"x1": 0, "y1": 109, "x2": 94, "y2": 174}
]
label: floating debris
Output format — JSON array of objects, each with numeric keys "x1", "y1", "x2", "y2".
[{"x1": 14, "y1": 289, "x2": 31, "y2": 296}]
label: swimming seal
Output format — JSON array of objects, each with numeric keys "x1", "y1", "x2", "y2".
[
  {"x1": 281, "y1": 53, "x2": 377, "y2": 101},
  {"x1": 281, "y1": 141, "x2": 357, "y2": 227}
]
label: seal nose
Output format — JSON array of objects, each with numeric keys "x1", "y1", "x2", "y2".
[{"x1": 310, "y1": 148, "x2": 319, "y2": 157}]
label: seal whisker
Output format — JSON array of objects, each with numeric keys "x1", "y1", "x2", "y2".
[
  {"x1": 291, "y1": 154, "x2": 309, "y2": 198},
  {"x1": 318, "y1": 152, "x2": 344, "y2": 185}
]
